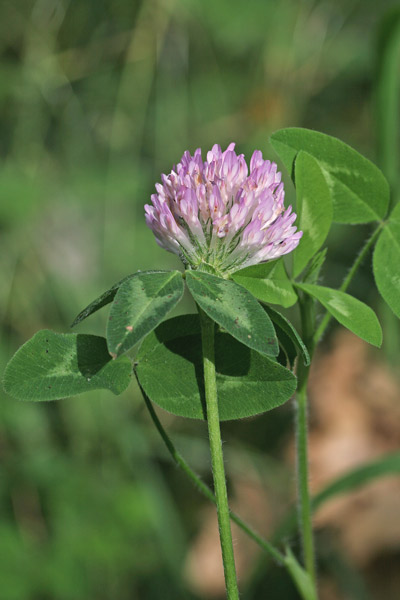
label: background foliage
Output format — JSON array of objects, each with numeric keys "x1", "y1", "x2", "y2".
[{"x1": 1, "y1": 1, "x2": 400, "y2": 598}]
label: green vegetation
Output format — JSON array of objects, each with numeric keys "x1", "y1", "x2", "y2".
[{"x1": 1, "y1": 1, "x2": 400, "y2": 598}]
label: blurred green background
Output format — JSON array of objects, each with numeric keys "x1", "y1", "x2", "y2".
[{"x1": 1, "y1": 1, "x2": 400, "y2": 599}]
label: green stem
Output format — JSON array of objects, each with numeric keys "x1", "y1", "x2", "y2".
[
  {"x1": 199, "y1": 308, "x2": 240, "y2": 599},
  {"x1": 313, "y1": 223, "x2": 383, "y2": 345},
  {"x1": 296, "y1": 383, "x2": 316, "y2": 586},
  {"x1": 296, "y1": 295, "x2": 318, "y2": 597},
  {"x1": 136, "y1": 376, "x2": 285, "y2": 564},
  {"x1": 294, "y1": 222, "x2": 383, "y2": 595}
]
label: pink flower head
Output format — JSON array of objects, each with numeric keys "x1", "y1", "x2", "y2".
[{"x1": 145, "y1": 144, "x2": 302, "y2": 275}]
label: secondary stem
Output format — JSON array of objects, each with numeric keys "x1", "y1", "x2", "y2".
[
  {"x1": 313, "y1": 223, "x2": 383, "y2": 345},
  {"x1": 296, "y1": 294, "x2": 318, "y2": 596},
  {"x1": 199, "y1": 309, "x2": 240, "y2": 600},
  {"x1": 293, "y1": 222, "x2": 384, "y2": 596}
]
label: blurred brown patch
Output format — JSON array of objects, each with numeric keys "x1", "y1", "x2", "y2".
[{"x1": 308, "y1": 331, "x2": 400, "y2": 565}]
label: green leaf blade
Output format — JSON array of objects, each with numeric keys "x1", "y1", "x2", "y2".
[
  {"x1": 107, "y1": 270, "x2": 184, "y2": 357},
  {"x1": 313, "y1": 452, "x2": 400, "y2": 512},
  {"x1": 270, "y1": 128, "x2": 389, "y2": 224},
  {"x1": 232, "y1": 260, "x2": 297, "y2": 308},
  {"x1": 296, "y1": 283, "x2": 382, "y2": 347},
  {"x1": 135, "y1": 315, "x2": 297, "y2": 421},
  {"x1": 185, "y1": 270, "x2": 278, "y2": 356},
  {"x1": 71, "y1": 270, "x2": 169, "y2": 328},
  {"x1": 275, "y1": 452, "x2": 400, "y2": 549},
  {"x1": 373, "y1": 204, "x2": 400, "y2": 318},
  {"x1": 264, "y1": 305, "x2": 310, "y2": 366},
  {"x1": 293, "y1": 151, "x2": 333, "y2": 277},
  {"x1": 3, "y1": 330, "x2": 132, "y2": 401}
]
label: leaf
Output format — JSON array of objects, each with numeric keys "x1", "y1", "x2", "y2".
[
  {"x1": 135, "y1": 315, "x2": 297, "y2": 420},
  {"x1": 270, "y1": 128, "x2": 389, "y2": 224},
  {"x1": 71, "y1": 270, "x2": 167, "y2": 327},
  {"x1": 293, "y1": 151, "x2": 333, "y2": 277},
  {"x1": 3, "y1": 330, "x2": 132, "y2": 401},
  {"x1": 373, "y1": 203, "x2": 400, "y2": 318},
  {"x1": 275, "y1": 452, "x2": 400, "y2": 544},
  {"x1": 107, "y1": 270, "x2": 184, "y2": 357},
  {"x1": 313, "y1": 451, "x2": 400, "y2": 512},
  {"x1": 264, "y1": 305, "x2": 310, "y2": 366},
  {"x1": 185, "y1": 270, "x2": 278, "y2": 357},
  {"x1": 296, "y1": 283, "x2": 382, "y2": 347},
  {"x1": 231, "y1": 259, "x2": 298, "y2": 308}
]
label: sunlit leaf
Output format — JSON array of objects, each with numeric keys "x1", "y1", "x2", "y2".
[
  {"x1": 373, "y1": 204, "x2": 400, "y2": 318},
  {"x1": 296, "y1": 283, "x2": 382, "y2": 347},
  {"x1": 186, "y1": 270, "x2": 278, "y2": 356},
  {"x1": 232, "y1": 260, "x2": 297, "y2": 308},
  {"x1": 293, "y1": 151, "x2": 332, "y2": 277},
  {"x1": 71, "y1": 270, "x2": 168, "y2": 327},
  {"x1": 270, "y1": 128, "x2": 389, "y2": 224},
  {"x1": 107, "y1": 270, "x2": 184, "y2": 357}
]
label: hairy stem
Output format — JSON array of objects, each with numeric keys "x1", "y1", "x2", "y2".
[
  {"x1": 296, "y1": 382, "x2": 316, "y2": 587},
  {"x1": 296, "y1": 294, "x2": 318, "y2": 597},
  {"x1": 199, "y1": 308, "x2": 239, "y2": 599},
  {"x1": 135, "y1": 375, "x2": 285, "y2": 564},
  {"x1": 293, "y1": 222, "x2": 383, "y2": 597}
]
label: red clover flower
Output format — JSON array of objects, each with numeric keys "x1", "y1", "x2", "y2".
[{"x1": 145, "y1": 143, "x2": 302, "y2": 276}]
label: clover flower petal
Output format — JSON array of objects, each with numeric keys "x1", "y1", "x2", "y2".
[{"x1": 145, "y1": 143, "x2": 302, "y2": 275}]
